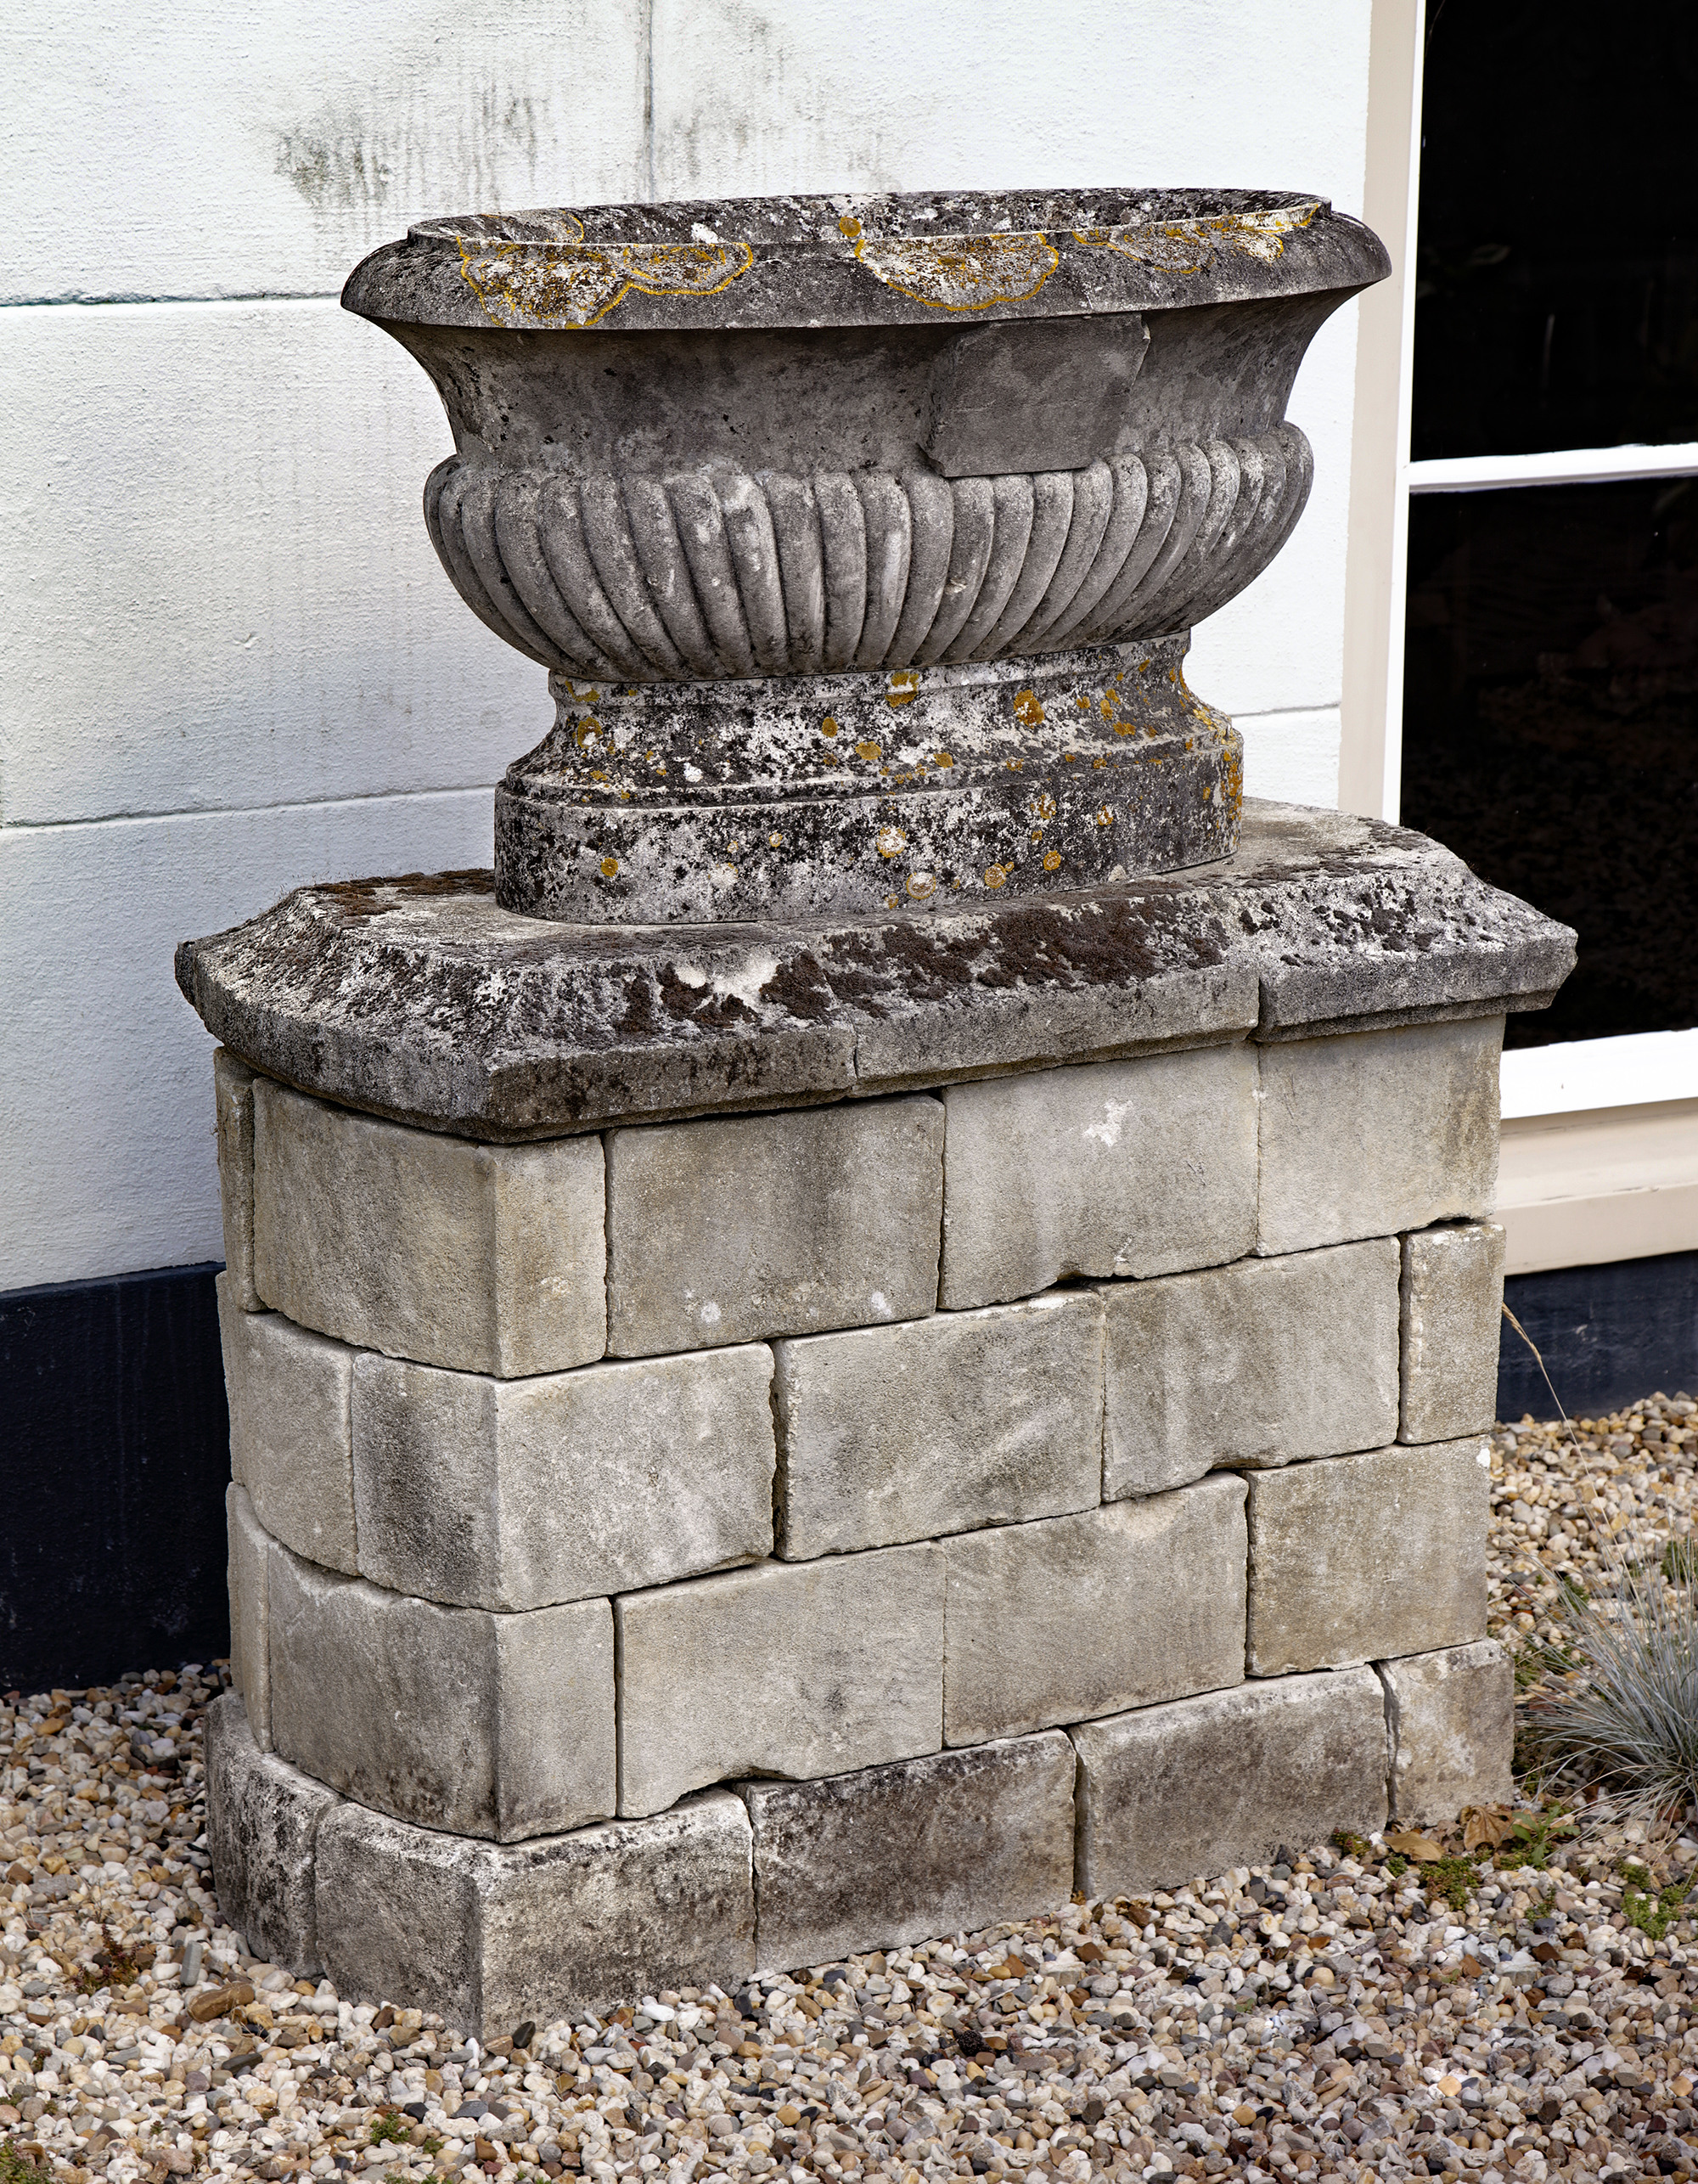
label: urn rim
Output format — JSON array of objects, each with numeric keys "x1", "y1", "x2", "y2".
[{"x1": 341, "y1": 184, "x2": 1390, "y2": 335}]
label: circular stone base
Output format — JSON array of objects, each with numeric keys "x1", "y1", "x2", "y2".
[{"x1": 496, "y1": 636, "x2": 1240, "y2": 922}]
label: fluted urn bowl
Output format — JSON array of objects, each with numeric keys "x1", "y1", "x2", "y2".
[{"x1": 344, "y1": 189, "x2": 1387, "y2": 922}]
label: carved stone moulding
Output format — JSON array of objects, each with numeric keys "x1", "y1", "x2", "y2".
[{"x1": 345, "y1": 189, "x2": 1389, "y2": 923}]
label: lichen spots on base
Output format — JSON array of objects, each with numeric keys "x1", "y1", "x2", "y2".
[
  {"x1": 1012, "y1": 688, "x2": 1044, "y2": 727},
  {"x1": 886, "y1": 671, "x2": 919, "y2": 708},
  {"x1": 599, "y1": 856, "x2": 620, "y2": 878},
  {"x1": 876, "y1": 827, "x2": 906, "y2": 860},
  {"x1": 984, "y1": 864, "x2": 1009, "y2": 889},
  {"x1": 1043, "y1": 850, "x2": 1063, "y2": 870}
]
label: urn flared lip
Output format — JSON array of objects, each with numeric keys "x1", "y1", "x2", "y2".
[{"x1": 341, "y1": 185, "x2": 1391, "y2": 336}]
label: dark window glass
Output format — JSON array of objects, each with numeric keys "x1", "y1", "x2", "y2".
[
  {"x1": 1413, "y1": 2, "x2": 1698, "y2": 459},
  {"x1": 1399, "y1": 479, "x2": 1698, "y2": 1047}
]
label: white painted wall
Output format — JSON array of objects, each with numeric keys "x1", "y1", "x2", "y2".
[{"x1": 1, "y1": 0, "x2": 1375, "y2": 1291}]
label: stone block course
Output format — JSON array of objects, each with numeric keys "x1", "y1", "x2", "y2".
[
  {"x1": 615, "y1": 1546, "x2": 945, "y2": 1818},
  {"x1": 1245, "y1": 1438, "x2": 1490, "y2": 1676},
  {"x1": 604, "y1": 1097, "x2": 944, "y2": 1357},
  {"x1": 938, "y1": 1045, "x2": 1258, "y2": 1310},
  {"x1": 1096, "y1": 1241, "x2": 1400, "y2": 1498},
  {"x1": 1071, "y1": 1669, "x2": 1389, "y2": 1898},
  {"x1": 226, "y1": 1483, "x2": 273, "y2": 1753},
  {"x1": 214, "y1": 1048, "x2": 261, "y2": 1311},
  {"x1": 312, "y1": 1789, "x2": 755, "y2": 2040},
  {"x1": 1400, "y1": 1223, "x2": 1506, "y2": 1444},
  {"x1": 205, "y1": 1692, "x2": 336, "y2": 1973},
  {"x1": 1379, "y1": 1639, "x2": 1515, "y2": 1824},
  {"x1": 773, "y1": 1294, "x2": 1102, "y2": 1558},
  {"x1": 1257, "y1": 1016, "x2": 1501, "y2": 1257},
  {"x1": 942, "y1": 1479, "x2": 1247, "y2": 1747},
  {"x1": 267, "y1": 1545, "x2": 616, "y2": 1841},
  {"x1": 741, "y1": 1734, "x2": 1076, "y2": 1971},
  {"x1": 351, "y1": 1345, "x2": 775, "y2": 1611},
  {"x1": 218, "y1": 1277, "x2": 357, "y2": 1573},
  {"x1": 252, "y1": 1078, "x2": 606, "y2": 1377}
]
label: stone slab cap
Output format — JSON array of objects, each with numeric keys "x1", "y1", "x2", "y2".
[
  {"x1": 1071, "y1": 1669, "x2": 1388, "y2": 1898},
  {"x1": 615, "y1": 1545, "x2": 945, "y2": 1817},
  {"x1": 252, "y1": 1078, "x2": 605, "y2": 1375},
  {"x1": 1095, "y1": 1239, "x2": 1400, "y2": 1499},
  {"x1": 345, "y1": 189, "x2": 1387, "y2": 337},
  {"x1": 214, "y1": 1050, "x2": 261, "y2": 1310},
  {"x1": 605, "y1": 1097, "x2": 942, "y2": 1356},
  {"x1": 1245, "y1": 1438, "x2": 1491, "y2": 1676},
  {"x1": 267, "y1": 1543, "x2": 616, "y2": 1841},
  {"x1": 205, "y1": 1691, "x2": 338, "y2": 1975},
  {"x1": 939, "y1": 1043, "x2": 1257, "y2": 1309},
  {"x1": 1378, "y1": 1638, "x2": 1515, "y2": 1826},
  {"x1": 740, "y1": 1733, "x2": 1076, "y2": 1973},
  {"x1": 351, "y1": 1346, "x2": 775, "y2": 1610},
  {"x1": 313, "y1": 1789, "x2": 755, "y2": 2040},
  {"x1": 773, "y1": 1292, "x2": 1103, "y2": 1559},
  {"x1": 218, "y1": 1278, "x2": 357, "y2": 1573},
  {"x1": 942, "y1": 1478, "x2": 1247, "y2": 1746},
  {"x1": 175, "y1": 805, "x2": 1575, "y2": 1141},
  {"x1": 1400, "y1": 1223, "x2": 1506, "y2": 1444}
]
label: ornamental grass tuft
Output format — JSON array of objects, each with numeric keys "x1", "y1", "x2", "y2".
[{"x1": 1535, "y1": 1559, "x2": 1698, "y2": 1816}]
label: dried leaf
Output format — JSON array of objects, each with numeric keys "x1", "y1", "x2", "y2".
[
  {"x1": 1461, "y1": 1802, "x2": 1516, "y2": 1851},
  {"x1": 1384, "y1": 1829, "x2": 1446, "y2": 1861}
]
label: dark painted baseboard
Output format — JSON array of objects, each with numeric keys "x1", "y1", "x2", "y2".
[
  {"x1": 0, "y1": 1264, "x2": 231, "y2": 1694},
  {"x1": 1498, "y1": 1250, "x2": 1698, "y2": 1422},
  {"x1": 0, "y1": 1248, "x2": 1694, "y2": 1691}
]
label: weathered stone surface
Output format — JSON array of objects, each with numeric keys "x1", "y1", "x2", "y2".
[
  {"x1": 351, "y1": 1344, "x2": 774, "y2": 1610},
  {"x1": 176, "y1": 807, "x2": 1575, "y2": 1142},
  {"x1": 1400, "y1": 1223, "x2": 1506, "y2": 1444},
  {"x1": 205, "y1": 1691, "x2": 338, "y2": 1973},
  {"x1": 1246, "y1": 1438, "x2": 1490, "y2": 1675},
  {"x1": 252, "y1": 1078, "x2": 606, "y2": 1376},
  {"x1": 1379, "y1": 1639, "x2": 1515, "y2": 1825},
  {"x1": 773, "y1": 1293, "x2": 1102, "y2": 1557},
  {"x1": 605, "y1": 1098, "x2": 943, "y2": 1356},
  {"x1": 1257, "y1": 1017, "x2": 1502, "y2": 1257},
  {"x1": 942, "y1": 1479, "x2": 1246, "y2": 1747},
  {"x1": 217, "y1": 1278, "x2": 357, "y2": 1573},
  {"x1": 267, "y1": 1546, "x2": 616, "y2": 1841},
  {"x1": 314, "y1": 1788, "x2": 755, "y2": 2040},
  {"x1": 214, "y1": 1049, "x2": 260, "y2": 1311},
  {"x1": 615, "y1": 1546, "x2": 945, "y2": 1817},
  {"x1": 940, "y1": 1045, "x2": 1257, "y2": 1310},
  {"x1": 742, "y1": 1733, "x2": 1077, "y2": 1972},
  {"x1": 225, "y1": 1483, "x2": 273, "y2": 1752},
  {"x1": 1071, "y1": 1669, "x2": 1388, "y2": 1898},
  {"x1": 1096, "y1": 1240, "x2": 1400, "y2": 1497}
]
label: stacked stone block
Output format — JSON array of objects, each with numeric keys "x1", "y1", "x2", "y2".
[{"x1": 206, "y1": 1010, "x2": 1516, "y2": 2038}]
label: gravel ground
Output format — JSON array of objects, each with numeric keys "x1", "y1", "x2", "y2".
[{"x1": 3, "y1": 1390, "x2": 1698, "y2": 2184}]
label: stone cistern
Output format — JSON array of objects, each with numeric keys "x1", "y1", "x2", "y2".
[{"x1": 177, "y1": 188, "x2": 1575, "y2": 2038}]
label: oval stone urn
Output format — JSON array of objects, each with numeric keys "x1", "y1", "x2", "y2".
[{"x1": 345, "y1": 189, "x2": 1387, "y2": 922}]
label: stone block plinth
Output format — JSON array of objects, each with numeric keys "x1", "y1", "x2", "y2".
[{"x1": 184, "y1": 800, "x2": 1573, "y2": 2034}]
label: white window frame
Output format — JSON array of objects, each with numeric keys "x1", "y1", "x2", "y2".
[{"x1": 1339, "y1": 0, "x2": 1698, "y2": 1271}]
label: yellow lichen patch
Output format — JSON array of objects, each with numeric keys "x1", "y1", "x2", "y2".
[
  {"x1": 1043, "y1": 849, "x2": 1063, "y2": 871},
  {"x1": 599, "y1": 856, "x2": 619, "y2": 878},
  {"x1": 821, "y1": 716, "x2": 840, "y2": 739},
  {"x1": 984, "y1": 864, "x2": 1009, "y2": 890},
  {"x1": 934, "y1": 751, "x2": 954, "y2": 768},
  {"x1": 1112, "y1": 720, "x2": 1137, "y2": 737},
  {"x1": 886, "y1": 670, "x2": 920, "y2": 707},
  {"x1": 1005, "y1": 757, "x2": 1024, "y2": 772},
  {"x1": 906, "y1": 872, "x2": 937, "y2": 901},
  {"x1": 1092, "y1": 755, "x2": 1109, "y2": 769},
  {"x1": 1030, "y1": 791, "x2": 1057, "y2": 823},
  {"x1": 1012, "y1": 688, "x2": 1045, "y2": 727},
  {"x1": 575, "y1": 719, "x2": 603, "y2": 747},
  {"x1": 854, "y1": 233, "x2": 1058, "y2": 312},
  {"x1": 876, "y1": 826, "x2": 906, "y2": 860},
  {"x1": 838, "y1": 214, "x2": 863, "y2": 239},
  {"x1": 1096, "y1": 807, "x2": 1115, "y2": 826},
  {"x1": 768, "y1": 831, "x2": 783, "y2": 848},
  {"x1": 1072, "y1": 200, "x2": 1320, "y2": 277},
  {"x1": 855, "y1": 740, "x2": 881, "y2": 763},
  {"x1": 457, "y1": 236, "x2": 754, "y2": 329}
]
